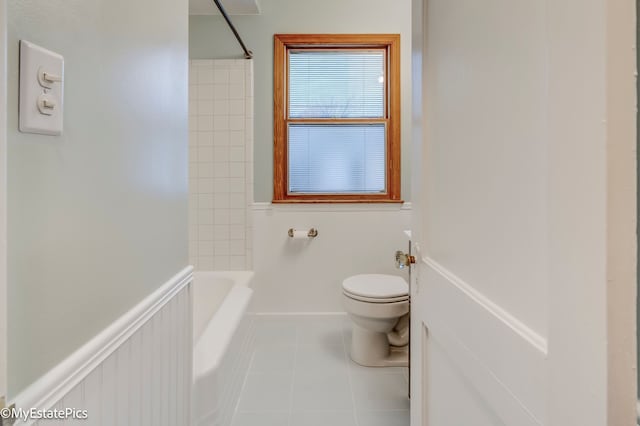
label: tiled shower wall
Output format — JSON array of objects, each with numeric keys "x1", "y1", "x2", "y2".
[{"x1": 189, "y1": 59, "x2": 254, "y2": 270}]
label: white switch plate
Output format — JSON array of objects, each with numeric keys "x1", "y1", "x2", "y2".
[{"x1": 19, "y1": 40, "x2": 64, "y2": 136}]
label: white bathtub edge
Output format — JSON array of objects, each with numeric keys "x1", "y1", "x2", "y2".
[
  {"x1": 192, "y1": 270, "x2": 254, "y2": 289},
  {"x1": 193, "y1": 285, "x2": 253, "y2": 379}
]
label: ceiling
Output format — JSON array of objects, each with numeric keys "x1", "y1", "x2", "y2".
[{"x1": 189, "y1": 0, "x2": 261, "y2": 15}]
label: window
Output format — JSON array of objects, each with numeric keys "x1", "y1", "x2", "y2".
[{"x1": 273, "y1": 34, "x2": 401, "y2": 203}]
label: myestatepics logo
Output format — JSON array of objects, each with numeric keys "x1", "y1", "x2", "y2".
[{"x1": 0, "y1": 407, "x2": 88, "y2": 422}]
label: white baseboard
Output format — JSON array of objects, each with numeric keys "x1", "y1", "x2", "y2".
[{"x1": 11, "y1": 266, "x2": 193, "y2": 419}]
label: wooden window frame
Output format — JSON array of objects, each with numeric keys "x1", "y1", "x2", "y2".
[{"x1": 273, "y1": 34, "x2": 402, "y2": 203}]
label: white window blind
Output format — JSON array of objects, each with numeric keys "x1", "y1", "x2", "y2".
[
  {"x1": 287, "y1": 49, "x2": 387, "y2": 194},
  {"x1": 288, "y1": 51, "x2": 385, "y2": 118},
  {"x1": 288, "y1": 124, "x2": 386, "y2": 193}
]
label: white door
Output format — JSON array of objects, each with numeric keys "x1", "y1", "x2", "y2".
[
  {"x1": 409, "y1": 1, "x2": 636, "y2": 426},
  {"x1": 0, "y1": 0, "x2": 7, "y2": 410}
]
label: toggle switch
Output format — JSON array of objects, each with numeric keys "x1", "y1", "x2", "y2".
[
  {"x1": 19, "y1": 40, "x2": 64, "y2": 135},
  {"x1": 38, "y1": 67, "x2": 63, "y2": 88},
  {"x1": 37, "y1": 94, "x2": 57, "y2": 115}
]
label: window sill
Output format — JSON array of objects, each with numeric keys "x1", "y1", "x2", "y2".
[{"x1": 272, "y1": 199, "x2": 404, "y2": 204}]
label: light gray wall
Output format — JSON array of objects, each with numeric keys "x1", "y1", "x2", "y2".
[
  {"x1": 7, "y1": 0, "x2": 189, "y2": 395},
  {"x1": 189, "y1": 0, "x2": 412, "y2": 202}
]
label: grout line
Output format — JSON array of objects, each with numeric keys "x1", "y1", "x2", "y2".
[
  {"x1": 230, "y1": 316, "x2": 256, "y2": 423},
  {"x1": 341, "y1": 319, "x2": 361, "y2": 426},
  {"x1": 287, "y1": 317, "x2": 301, "y2": 426}
]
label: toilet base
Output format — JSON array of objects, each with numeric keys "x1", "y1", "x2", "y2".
[{"x1": 349, "y1": 324, "x2": 408, "y2": 367}]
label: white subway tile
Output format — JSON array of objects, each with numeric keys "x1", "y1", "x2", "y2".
[
  {"x1": 213, "y1": 146, "x2": 230, "y2": 162},
  {"x1": 197, "y1": 100, "x2": 214, "y2": 116},
  {"x1": 213, "y1": 130, "x2": 230, "y2": 146},
  {"x1": 214, "y1": 84, "x2": 229, "y2": 99},
  {"x1": 214, "y1": 69, "x2": 230, "y2": 85},
  {"x1": 230, "y1": 193, "x2": 245, "y2": 209},
  {"x1": 229, "y1": 84, "x2": 244, "y2": 99},
  {"x1": 230, "y1": 209, "x2": 245, "y2": 225},
  {"x1": 230, "y1": 256, "x2": 246, "y2": 270},
  {"x1": 229, "y1": 116, "x2": 244, "y2": 131},
  {"x1": 214, "y1": 163, "x2": 230, "y2": 178},
  {"x1": 246, "y1": 249, "x2": 253, "y2": 269},
  {"x1": 213, "y1": 60, "x2": 230, "y2": 70},
  {"x1": 197, "y1": 147, "x2": 213, "y2": 163},
  {"x1": 198, "y1": 241, "x2": 214, "y2": 256},
  {"x1": 229, "y1": 178, "x2": 245, "y2": 192},
  {"x1": 214, "y1": 193, "x2": 230, "y2": 209},
  {"x1": 214, "y1": 178, "x2": 231, "y2": 193},
  {"x1": 230, "y1": 70, "x2": 244, "y2": 86},
  {"x1": 197, "y1": 131, "x2": 213, "y2": 147},
  {"x1": 198, "y1": 164, "x2": 214, "y2": 178},
  {"x1": 230, "y1": 239, "x2": 245, "y2": 256},
  {"x1": 214, "y1": 239, "x2": 230, "y2": 255},
  {"x1": 214, "y1": 209, "x2": 231, "y2": 225},
  {"x1": 230, "y1": 146, "x2": 244, "y2": 162},
  {"x1": 197, "y1": 67, "x2": 214, "y2": 85},
  {"x1": 197, "y1": 209, "x2": 214, "y2": 225},
  {"x1": 213, "y1": 115, "x2": 229, "y2": 131},
  {"x1": 190, "y1": 59, "x2": 254, "y2": 270},
  {"x1": 199, "y1": 84, "x2": 214, "y2": 100},
  {"x1": 230, "y1": 131, "x2": 244, "y2": 146},
  {"x1": 198, "y1": 224, "x2": 215, "y2": 241},
  {"x1": 214, "y1": 100, "x2": 230, "y2": 115},
  {"x1": 197, "y1": 178, "x2": 214, "y2": 194},
  {"x1": 245, "y1": 98, "x2": 253, "y2": 118},
  {"x1": 230, "y1": 99, "x2": 244, "y2": 115},
  {"x1": 229, "y1": 162, "x2": 244, "y2": 178},
  {"x1": 230, "y1": 224, "x2": 246, "y2": 240},
  {"x1": 198, "y1": 194, "x2": 214, "y2": 209},
  {"x1": 214, "y1": 256, "x2": 230, "y2": 270},
  {"x1": 214, "y1": 224, "x2": 230, "y2": 241},
  {"x1": 197, "y1": 116, "x2": 214, "y2": 132},
  {"x1": 198, "y1": 257, "x2": 214, "y2": 270}
]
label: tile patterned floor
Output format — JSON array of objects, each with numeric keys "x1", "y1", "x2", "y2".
[{"x1": 231, "y1": 315, "x2": 410, "y2": 426}]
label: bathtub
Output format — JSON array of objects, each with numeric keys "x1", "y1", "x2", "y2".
[{"x1": 192, "y1": 271, "x2": 254, "y2": 426}]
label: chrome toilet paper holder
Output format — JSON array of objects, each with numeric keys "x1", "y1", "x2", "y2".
[{"x1": 288, "y1": 228, "x2": 319, "y2": 238}]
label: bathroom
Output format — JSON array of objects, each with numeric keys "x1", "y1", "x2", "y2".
[
  {"x1": 189, "y1": 1, "x2": 412, "y2": 424},
  {"x1": 1, "y1": 0, "x2": 637, "y2": 425}
]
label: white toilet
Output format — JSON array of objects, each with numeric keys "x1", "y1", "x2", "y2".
[{"x1": 342, "y1": 274, "x2": 409, "y2": 367}]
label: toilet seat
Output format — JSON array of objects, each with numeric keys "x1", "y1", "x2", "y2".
[
  {"x1": 343, "y1": 291, "x2": 408, "y2": 304},
  {"x1": 342, "y1": 274, "x2": 408, "y2": 303}
]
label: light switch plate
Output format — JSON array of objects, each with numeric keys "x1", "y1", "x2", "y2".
[{"x1": 19, "y1": 40, "x2": 64, "y2": 135}]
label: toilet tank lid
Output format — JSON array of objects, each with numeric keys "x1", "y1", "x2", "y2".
[{"x1": 342, "y1": 274, "x2": 408, "y2": 299}]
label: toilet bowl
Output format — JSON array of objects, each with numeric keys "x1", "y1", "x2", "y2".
[{"x1": 342, "y1": 274, "x2": 409, "y2": 367}]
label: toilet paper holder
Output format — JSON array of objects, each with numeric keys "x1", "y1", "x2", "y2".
[{"x1": 288, "y1": 228, "x2": 319, "y2": 238}]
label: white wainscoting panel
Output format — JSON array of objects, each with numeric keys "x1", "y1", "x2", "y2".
[
  {"x1": 10, "y1": 268, "x2": 193, "y2": 426},
  {"x1": 418, "y1": 257, "x2": 548, "y2": 426}
]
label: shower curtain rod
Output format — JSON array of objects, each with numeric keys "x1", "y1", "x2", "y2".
[{"x1": 211, "y1": 0, "x2": 253, "y2": 59}]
